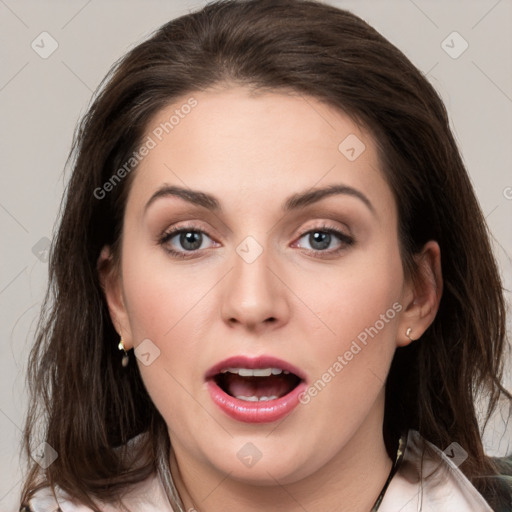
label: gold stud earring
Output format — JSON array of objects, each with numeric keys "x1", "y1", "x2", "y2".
[
  {"x1": 118, "y1": 337, "x2": 129, "y2": 367},
  {"x1": 406, "y1": 327, "x2": 414, "y2": 342}
]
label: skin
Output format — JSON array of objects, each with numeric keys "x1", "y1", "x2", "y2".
[{"x1": 100, "y1": 86, "x2": 442, "y2": 512}]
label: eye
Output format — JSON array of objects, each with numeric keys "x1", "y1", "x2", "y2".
[
  {"x1": 159, "y1": 225, "x2": 217, "y2": 258},
  {"x1": 293, "y1": 225, "x2": 354, "y2": 255},
  {"x1": 158, "y1": 223, "x2": 354, "y2": 260}
]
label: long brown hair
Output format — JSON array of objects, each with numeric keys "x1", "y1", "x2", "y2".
[{"x1": 20, "y1": 0, "x2": 511, "y2": 510}]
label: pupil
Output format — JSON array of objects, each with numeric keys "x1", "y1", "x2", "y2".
[
  {"x1": 180, "y1": 231, "x2": 202, "y2": 250},
  {"x1": 310, "y1": 231, "x2": 330, "y2": 250}
]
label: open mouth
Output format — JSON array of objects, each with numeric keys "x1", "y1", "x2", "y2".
[
  {"x1": 213, "y1": 367, "x2": 302, "y2": 402},
  {"x1": 205, "y1": 356, "x2": 307, "y2": 423}
]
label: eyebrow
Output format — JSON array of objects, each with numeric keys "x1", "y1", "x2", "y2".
[{"x1": 144, "y1": 183, "x2": 375, "y2": 215}]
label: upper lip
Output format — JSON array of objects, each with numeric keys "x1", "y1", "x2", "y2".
[{"x1": 205, "y1": 355, "x2": 307, "y2": 382}]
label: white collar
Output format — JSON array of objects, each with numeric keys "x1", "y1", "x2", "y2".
[{"x1": 379, "y1": 430, "x2": 492, "y2": 511}]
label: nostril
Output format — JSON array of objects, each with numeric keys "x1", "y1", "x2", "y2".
[{"x1": 227, "y1": 316, "x2": 276, "y2": 326}]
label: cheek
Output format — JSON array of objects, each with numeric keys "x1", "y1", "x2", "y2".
[
  {"x1": 299, "y1": 237, "x2": 404, "y2": 345},
  {"x1": 121, "y1": 241, "x2": 211, "y2": 340},
  {"x1": 120, "y1": 255, "x2": 214, "y2": 436},
  {"x1": 296, "y1": 242, "x2": 404, "y2": 425},
  {"x1": 119, "y1": 242, "x2": 215, "y2": 391}
]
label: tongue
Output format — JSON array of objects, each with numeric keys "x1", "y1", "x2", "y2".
[{"x1": 223, "y1": 374, "x2": 294, "y2": 399}]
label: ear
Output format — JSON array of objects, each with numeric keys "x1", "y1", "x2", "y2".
[
  {"x1": 97, "y1": 245, "x2": 134, "y2": 350},
  {"x1": 397, "y1": 240, "x2": 443, "y2": 347}
]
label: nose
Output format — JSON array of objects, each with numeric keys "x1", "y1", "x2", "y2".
[{"x1": 220, "y1": 241, "x2": 291, "y2": 333}]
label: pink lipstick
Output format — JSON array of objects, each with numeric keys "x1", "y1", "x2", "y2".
[{"x1": 205, "y1": 356, "x2": 307, "y2": 423}]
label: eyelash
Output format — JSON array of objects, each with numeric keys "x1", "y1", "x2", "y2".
[{"x1": 158, "y1": 223, "x2": 354, "y2": 260}]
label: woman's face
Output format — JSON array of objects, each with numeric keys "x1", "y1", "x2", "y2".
[{"x1": 104, "y1": 86, "x2": 429, "y2": 488}]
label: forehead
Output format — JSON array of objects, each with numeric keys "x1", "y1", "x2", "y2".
[{"x1": 125, "y1": 86, "x2": 394, "y2": 220}]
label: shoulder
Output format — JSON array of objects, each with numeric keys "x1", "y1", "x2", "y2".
[
  {"x1": 22, "y1": 470, "x2": 174, "y2": 512},
  {"x1": 380, "y1": 430, "x2": 495, "y2": 512}
]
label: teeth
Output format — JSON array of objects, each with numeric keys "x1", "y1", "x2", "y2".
[
  {"x1": 239, "y1": 368, "x2": 259, "y2": 377},
  {"x1": 253, "y1": 368, "x2": 272, "y2": 377},
  {"x1": 220, "y1": 367, "x2": 284, "y2": 377},
  {"x1": 235, "y1": 395, "x2": 279, "y2": 402}
]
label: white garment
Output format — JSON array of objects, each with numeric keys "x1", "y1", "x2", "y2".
[
  {"x1": 27, "y1": 430, "x2": 493, "y2": 512},
  {"x1": 379, "y1": 430, "x2": 492, "y2": 511},
  {"x1": 26, "y1": 472, "x2": 172, "y2": 512}
]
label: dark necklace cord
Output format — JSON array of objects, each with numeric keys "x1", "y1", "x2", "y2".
[{"x1": 369, "y1": 434, "x2": 407, "y2": 512}]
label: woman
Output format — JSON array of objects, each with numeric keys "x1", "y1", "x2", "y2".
[{"x1": 20, "y1": 0, "x2": 512, "y2": 511}]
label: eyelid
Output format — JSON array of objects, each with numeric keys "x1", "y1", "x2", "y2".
[
  {"x1": 294, "y1": 220, "x2": 352, "y2": 239},
  {"x1": 159, "y1": 220, "x2": 211, "y2": 239},
  {"x1": 159, "y1": 222, "x2": 217, "y2": 245}
]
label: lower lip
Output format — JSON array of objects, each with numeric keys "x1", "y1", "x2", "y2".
[{"x1": 206, "y1": 379, "x2": 307, "y2": 423}]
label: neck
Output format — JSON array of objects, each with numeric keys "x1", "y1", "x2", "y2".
[{"x1": 169, "y1": 397, "x2": 393, "y2": 511}]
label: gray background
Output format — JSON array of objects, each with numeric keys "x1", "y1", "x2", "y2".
[{"x1": 1, "y1": 1, "x2": 511, "y2": 510}]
